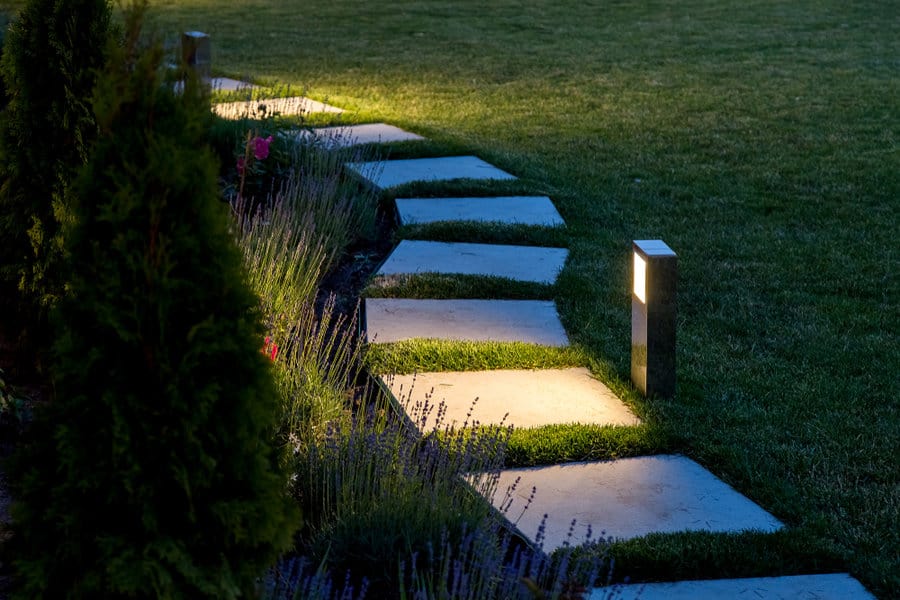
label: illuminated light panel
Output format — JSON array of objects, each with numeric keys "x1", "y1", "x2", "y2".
[{"x1": 634, "y1": 253, "x2": 647, "y2": 303}]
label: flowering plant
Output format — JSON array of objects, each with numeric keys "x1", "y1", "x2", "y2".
[
  {"x1": 236, "y1": 130, "x2": 277, "y2": 199},
  {"x1": 262, "y1": 336, "x2": 279, "y2": 361}
]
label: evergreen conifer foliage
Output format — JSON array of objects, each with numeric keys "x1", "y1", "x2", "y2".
[
  {"x1": 8, "y1": 8, "x2": 299, "y2": 598},
  {"x1": 0, "y1": 0, "x2": 112, "y2": 310}
]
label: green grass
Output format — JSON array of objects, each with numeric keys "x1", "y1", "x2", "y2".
[
  {"x1": 364, "y1": 273, "x2": 556, "y2": 300},
  {"x1": 396, "y1": 222, "x2": 568, "y2": 247},
  {"x1": 365, "y1": 339, "x2": 587, "y2": 375},
  {"x1": 584, "y1": 529, "x2": 848, "y2": 584},
  {"x1": 505, "y1": 423, "x2": 670, "y2": 467},
  {"x1": 6, "y1": 0, "x2": 896, "y2": 595}
]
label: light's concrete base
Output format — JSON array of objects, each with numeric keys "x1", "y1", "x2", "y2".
[
  {"x1": 365, "y1": 298, "x2": 568, "y2": 346},
  {"x1": 383, "y1": 368, "x2": 639, "y2": 431},
  {"x1": 346, "y1": 156, "x2": 516, "y2": 190},
  {"x1": 595, "y1": 573, "x2": 876, "y2": 600},
  {"x1": 396, "y1": 196, "x2": 565, "y2": 226},
  {"x1": 484, "y1": 456, "x2": 783, "y2": 551},
  {"x1": 376, "y1": 240, "x2": 568, "y2": 284}
]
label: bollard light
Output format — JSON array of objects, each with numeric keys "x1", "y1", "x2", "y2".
[
  {"x1": 631, "y1": 240, "x2": 677, "y2": 398},
  {"x1": 181, "y1": 31, "x2": 211, "y2": 81}
]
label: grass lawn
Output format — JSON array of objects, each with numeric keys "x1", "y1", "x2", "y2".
[{"x1": 5, "y1": 0, "x2": 896, "y2": 596}]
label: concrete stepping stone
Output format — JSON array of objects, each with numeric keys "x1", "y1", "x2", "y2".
[
  {"x1": 289, "y1": 123, "x2": 425, "y2": 148},
  {"x1": 174, "y1": 77, "x2": 255, "y2": 94},
  {"x1": 210, "y1": 77, "x2": 255, "y2": 92},
  {"x1": 364, "y1": 298, "x2": 568, "y2": 346},
  {"x1": 375, "y1": 240, "x2": 568, "y2": 285},
  {"x1": 383, "y1": 368, "x2": 639, "y2": 431},
  {"x1": 484, "y1": 455, "x2": 783, "y2": 551},
  {"x1": 597, "y1": 573, "x2": 876, "y2": 600},
  {"x1": 346, "y1": 156, "x2": 516, "y2": 191},
  {"x1": 213, "y1": 96, "x2": 343, "y2": 120},
  {"x1": 396, "y1": 196, "x2": 565, "y2": 227}
]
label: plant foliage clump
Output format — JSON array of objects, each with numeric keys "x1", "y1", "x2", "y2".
[
  {"x1": 7, "y1": 6, "x2": 298, "y2": 598},
  {"x1": 0, "y1": 0, "x2": 112, "y2": 314}
]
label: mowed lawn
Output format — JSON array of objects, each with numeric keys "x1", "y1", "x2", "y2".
[{"x1": 6, "y1": 0, "x2": 897, "y2": 596}]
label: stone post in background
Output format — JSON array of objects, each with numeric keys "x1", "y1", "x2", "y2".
[{"x1": 181, "y1": 31, "x2": 211, "y2": 81}]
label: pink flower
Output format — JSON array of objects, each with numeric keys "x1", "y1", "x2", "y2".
[
  {"x1": 253, "y1": 135, "x2": 274, "y2": 160},
  {"x1": 261, "y1": 336, "x2": 278, "y2": 361},
  {"x1": 236, "y1": 156, "x2": 247, "y2": 175}
]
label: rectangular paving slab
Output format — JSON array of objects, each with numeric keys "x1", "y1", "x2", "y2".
[
  {"x1": 364, "y1": 298, "x2": 568, "y2": 346},
  {"x1": 290, "y1": 123, "x2": 425, "y2": 148},
  {"x1": 210, "y1": 77, "x2": 255, "y2": 92},
  {"x1": 213, "y1": 96, "x2": 343, "y2": 120},
  {"x1": 596, "y1": 574, "x2": 876, "y2": 600},
  {"x1": 396, "y1": 196, "x2": 565, "y2": 227},
  {"x1": 346, "y1": 156, "x2": 516, "y2": 191},
  {"x1": 482, "y1": 455, "x2": 783, "y2": 551},
  {"x1": 375, "y1": 240, "x2": 568, "y2": 284},
  {"x1": 382, "y1": 368, "x2": 639, "y2": 432}
]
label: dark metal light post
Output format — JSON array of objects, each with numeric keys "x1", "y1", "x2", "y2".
[{"x1": 631, "y1": 240, "x2": 677, "y2": 398}]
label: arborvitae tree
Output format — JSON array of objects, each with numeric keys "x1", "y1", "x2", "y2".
[
  {"x1": 0, "y1": 0, "x2": 111, "y2": 324},
  {"x1": 7, "y1": 6, "x2": 299, "y2": 598}
]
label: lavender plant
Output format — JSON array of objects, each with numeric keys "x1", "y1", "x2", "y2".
[
  {"x1": 291, "y1": 392, "x2": 511, "y2": 597},
  {"x1": 272, "y1": 389, "x2": 613, "y2": 599}
]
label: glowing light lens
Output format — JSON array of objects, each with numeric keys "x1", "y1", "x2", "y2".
[{"x1": 634, "y1": 253, "x2": 647, "y2": 303}]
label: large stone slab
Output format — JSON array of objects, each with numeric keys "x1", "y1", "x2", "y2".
[
  {"x1": 346, "y1": 156, "x2": 516, "y2": 190},
  {"x1": 213, "y1": 96, "x2": 343, "y2": 120},
  {"x1": 210, "y1": 77, "x2": 255, "y2": 92},
  {"x1": 375, "y1": 240, "x2": 568, "y2": 284},
  {"x1": 484, "y1": 455, "x2": 783, "y2": 551},
  {"x1": 597, "y1": 573, "x2": 876, "y2": 600},
  {"x1": 290, "y1": 123, "x2": 425, "y2": 148},
  {"x1": 364, "y1": 299, "x2": 568, "y2": 346},
  {"x1": 383, "y1": 368, "x2": 639, "y2": 431},
  {"x1": 396, "y1": 196, "x2": 565, "y2": 227}
]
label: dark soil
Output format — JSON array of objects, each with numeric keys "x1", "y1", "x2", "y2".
[{"x1": 316, "y1": 207, "x2": 395, "y2": 319}]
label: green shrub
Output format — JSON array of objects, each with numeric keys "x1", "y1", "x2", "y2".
[
  {"x1": 0, "y1": 0, "x2": 112, "y2": 319},
  {"x1": 7, "y1": 6, "x2": 298, "y2": 598}
]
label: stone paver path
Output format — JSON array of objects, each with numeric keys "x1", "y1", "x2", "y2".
[
  {"x1": 599, "y1": 573, "x2": 876, "y2": 600},
  {"x1": 272, "y1": 99, "x2": 876, "y2": 599},
  {"x1": 210, "y1": 77, "x2": 255, "y2": 92},
  {"x1": 346, "y1": 155, "x2": 516, "y2": 190},
  {"x1": 293, "y1": 123, "x2": 426, "y2": 148},
  {"x1": 383, "y1": 368, "x2": 639, "y2": 432},
  {"x1": 365, "y1": 298, "x2": 568, "y2": 346},
  {"x1": 487, "y1": 456, "x2": 783, "y2": 551},
  {"x1": 213, "y1": 96, "x2": 343, "y2": 120},
  {"x1": 375, "y1": 240, "x2": 568, "y2": 284},
  {"x1": 396, "y1": 195, "x2": 565, "y2": 226}
]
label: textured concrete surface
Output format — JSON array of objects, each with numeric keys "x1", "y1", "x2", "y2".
[
  {"x1": 595, "y1": 573, "x2": 876, "y2": 600},
  {"x1": 395, "y1": 196, "x2": 565, "y2": 226},
  {"x1": 210, "y1": 77, "x2": 255, "y2": 91},
  {"x1": 383, "y1": 368, "x2": 639, "y2": 431},
  {"x1": 213, "y1": 96, "x2": 343, "y2": 119},
  {"x1": 346, "y1": 156, "x2": 516, "y2": 190},
  {"x1": 365, "y1": 298, "x2": 568, "y2": 346},
  {"x1": 483, "y1": 456, "x2": 783, "y2": 551},
  {"x1": 292, "y1": 123, "x2": 425, "y2": 148},
  {"x1": 375, "y1": 240, "x2": 568, "y2": 284}
]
